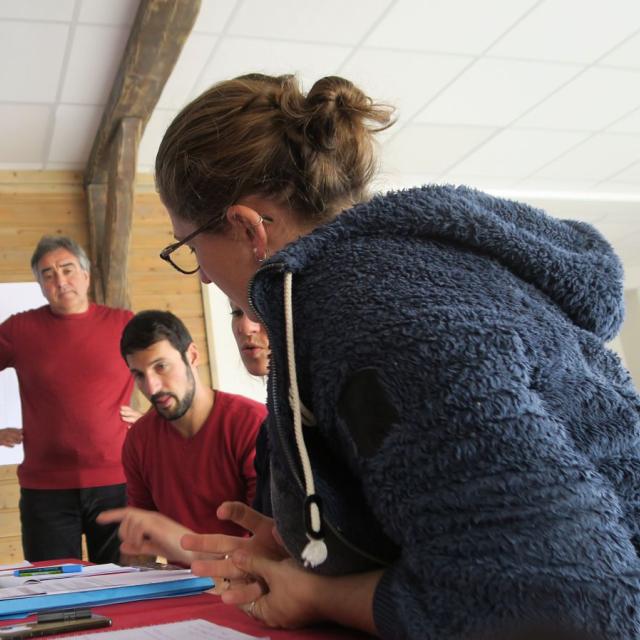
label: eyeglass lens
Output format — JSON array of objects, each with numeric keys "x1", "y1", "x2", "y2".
[{"x1": 168, "y1": 244, "x2": 199, "y2": 274}]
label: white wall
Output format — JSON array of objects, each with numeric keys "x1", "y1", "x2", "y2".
[
  {"x1": 202, "y1": 283, "x2": 267, "y2": 404},
  {"x1": 0, "y1": 282, "x2": 47, "y2": 465},
  {"x1": 620, "y1": 289, "x2": 640, "y2": 390}
]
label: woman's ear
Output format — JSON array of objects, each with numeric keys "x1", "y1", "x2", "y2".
[{"x1": 226, "y1": 204, "x2": 269, "y2": 262}]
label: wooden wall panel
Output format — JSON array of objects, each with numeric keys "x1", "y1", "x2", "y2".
[{"x1": 0, "y1": 171, "x2": 211, "y2": 564}]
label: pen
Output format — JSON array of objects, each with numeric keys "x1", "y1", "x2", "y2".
[
  {"x1": 38, "y1": 607, "x2": 92, "y2": 623},
  {"x1": 13, "y1": 564, "x2": 83, "y2": 577}
]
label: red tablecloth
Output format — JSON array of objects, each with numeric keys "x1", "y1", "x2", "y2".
[{"x1": 0, "y1": 560, "x2": 373, "y2": 639}]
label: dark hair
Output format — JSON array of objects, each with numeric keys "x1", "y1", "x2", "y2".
[
  {"x1": 155, "y1": 73, "x2": 394, "y2": 231},
  {"x1": 120, "y1": 310, "x2": 193, "y2": 361},
  {"x1": 31, "y1": 235, "x2": 90, "y2": 277}
]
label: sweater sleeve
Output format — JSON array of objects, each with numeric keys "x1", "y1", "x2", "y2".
[{"x1": 333, "y1": 320, "x2": 640, "y2": 640}]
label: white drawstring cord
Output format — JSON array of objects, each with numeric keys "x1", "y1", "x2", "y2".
[{"x1": 284, "y1": 272, "x2": 327, "y2": 568}]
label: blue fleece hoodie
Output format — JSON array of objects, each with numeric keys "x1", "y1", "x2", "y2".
[{"x1": 250, "y1": 185, "x2": 640, "y2": 640}]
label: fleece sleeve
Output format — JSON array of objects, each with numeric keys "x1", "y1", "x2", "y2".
[{"x1": 333, "y1": 321, "x2": 640, "y2": 640}]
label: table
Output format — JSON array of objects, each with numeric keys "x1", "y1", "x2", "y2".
[{"x1": 0, "y1": 561, "x2": 373, "y2": 639}]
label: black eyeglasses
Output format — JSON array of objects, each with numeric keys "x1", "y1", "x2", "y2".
[
  {"x1": 159, "y1": 218, "x2": 218, "y2": 275},
  {"x1": 160, "y1": 214, "x2": 273, "y2": 275}
]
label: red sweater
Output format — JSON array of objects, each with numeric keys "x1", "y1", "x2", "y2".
[
  {"x1": 123, "y1": 390, "x2": 265, "y2": 537},
  {"x1": 0, "y1": 303, "x2": 134, "y2": 489}
]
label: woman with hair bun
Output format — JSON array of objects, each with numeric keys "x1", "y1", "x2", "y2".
[{"x1": 105, "y1": 73, "x2": 640, "y2": 639}]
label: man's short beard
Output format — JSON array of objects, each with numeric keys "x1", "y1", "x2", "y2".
[{"x1": 152, "y1": 366, "x2": 196, "y2": 421}]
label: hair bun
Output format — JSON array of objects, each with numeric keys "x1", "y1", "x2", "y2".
[{"x1": 304, "y1": 76, "x2": 391, "y2": 152}]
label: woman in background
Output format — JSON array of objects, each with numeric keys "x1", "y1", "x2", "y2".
[
  {"x1": 229, "y1": 299, "x2": 271, "y2": 516},
  {"x1": 105, "y1": 73, "x2": 640, "y2": 640}
]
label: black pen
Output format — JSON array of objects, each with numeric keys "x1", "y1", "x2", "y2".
[{"x1": 37, "y1": 607, "x2": 92, "y2": 623}]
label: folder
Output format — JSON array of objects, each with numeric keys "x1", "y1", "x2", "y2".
[{"x1": 0, "y1": 574, "x2": 214, "y2": 619}]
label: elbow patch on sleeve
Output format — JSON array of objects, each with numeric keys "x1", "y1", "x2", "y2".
[{"x1": 338, "y1": 367, "x2": 399, "y2": 458}]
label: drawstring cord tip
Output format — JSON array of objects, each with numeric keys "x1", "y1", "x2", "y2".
[{"x1": 302, "y1": 538, "x2": 328, "y2": 568}]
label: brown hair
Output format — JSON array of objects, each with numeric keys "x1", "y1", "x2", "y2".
[{"x1": 155, "y1": 73, "x2": 394, "y2": 230}]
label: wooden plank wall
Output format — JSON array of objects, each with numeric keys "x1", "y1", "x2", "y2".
[{"x1": 0, "y1": 171, "x2": 211, "y2": 564}]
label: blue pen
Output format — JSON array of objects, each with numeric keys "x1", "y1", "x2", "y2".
[{"x1": 14, "y1": 564, "x2": 83, "y2": 577}]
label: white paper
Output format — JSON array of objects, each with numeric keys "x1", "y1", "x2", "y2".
[
  {"x1": 0, "y1": 569, "x2": 194, "y2": 600},
  {"x1": 0, "y1": 563, "x2": 139, "y2": 588},
  {"x1": 0, "y1": 562, "x2": 31, "y2": 572},
  {"x1": 77, "y1": 618, "x2": 268, "y2": 639}
]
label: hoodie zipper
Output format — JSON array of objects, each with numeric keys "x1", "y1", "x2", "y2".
[
  {"x1": 248, "y1": 264, "x2": 394, "y2": 568},
  {"x1": 248, "y1": 263, "x2": 305, "y2": 495}
]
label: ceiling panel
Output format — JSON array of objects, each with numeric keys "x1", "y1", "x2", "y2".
[
  {"x1": 517, "y1": 67, "x2": 640, "y2": 131},
  {"x1": 513, "y1": 176, "x2": 604, "y2": 192},
  {"x1": 47, "y1": 104, "x2": 102, "y2": 165},
  {"x1": 61, "y1": 24, "x2": 130, "y2": 104},
  {"x1": 193, "y1": 37, "x2": 350, "y2": 97},
  {"x1": 341, "y1": 49, "x2": 472, "y2": 125},
  {"x1": 157, "y1": 33, "x2": 218, "y2": 110},
  {"x1": 606, "y1": 107, "x2": 640, "y2": 134},
  {"x1": 0, "y1": 104, "x2": 50, "y2": 164},
  {"x1": 488, "y1": 0, "x2": 640, "y2": 63},
  {"x1": 192, "y1": 0, "x2": 237, "y2": 34},
  {"x1": 440, "y1": 174, "x2": 519, "y2": 191},
  {"x1": 415, "y1": 58, "x2": 579, "y2": 127},
  {"x1": 0, "y1": 21, "x2": 68, "y2": 102},
  {"x1": 605, "y1": 161, "x2": 640, "y2": 185},
  {"x1": 365, "y1": 0, "x2": 536, "y2": 54},
  {"x1": 0, "y1": 0, "x2": 74, "y2": 21},
  {"x1": 227, "y1": 0, "x2": 393, "y2": 45},
  {"x1": 452, "y1": 129, "x2": 588, "y2": 178},
  {"x1": 600, "y1": 31, "x2": 640, "y2": 69},
  {"x1": 383, "y1": 124, "x2": 496, "y2": 174},
  {"x1": 78, "y1": 0, "x2": 138, "y2": 26},
  {"x1": 534, "y1": 133, "x2": 640, "y2": 181},
  {"x1": 137, "y1": 108, "x2": 178, "y2": 170}
]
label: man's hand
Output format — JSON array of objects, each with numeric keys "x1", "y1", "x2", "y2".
[
  {"x1": 97, "y1": 507, "x2": 194, "y2": 565},
  {"x1": 180, "y1": 502, "x2": 289, "y2": 601},
  {"x1": 0, "y1": 428, "x2": 22, "y2": 447},
  {"x1": 120, "y1": 406, "x2": 143, "y2": 424}
]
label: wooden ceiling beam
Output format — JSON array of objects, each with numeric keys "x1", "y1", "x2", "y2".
[
  {"x1": 84, "y1": 0, "x2": 200, "y2": 306},
  {"x1": 85, "y1": 0, "x2": 201, "y2": 186}
]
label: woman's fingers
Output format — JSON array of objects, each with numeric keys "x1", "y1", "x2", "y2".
[
  {"x1": 191, "y1": 556, "x2": 247, "y2": 581},
  {"x1": 180, "y1": 531, "x2": 238, "y2": 554},
  {"x1": 220, "y1": 576, "x2": 266, "y2": 606},
  {"x1": 216, "y1": 501, "x2": 270, "y2": 534}
]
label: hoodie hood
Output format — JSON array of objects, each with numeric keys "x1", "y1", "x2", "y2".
[{"x1": 275, "y1": 184, "x2": 624, "y2": 341}]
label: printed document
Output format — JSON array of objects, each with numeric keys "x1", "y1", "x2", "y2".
[
  {"x1": 76, "y1": 618, "x2": 269, "y2": 639},
  {"x1": 0, "y1": 569, "x2": 194, "y2": 600}
]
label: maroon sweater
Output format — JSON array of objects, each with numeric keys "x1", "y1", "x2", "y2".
[
  {"x1": 0, "y1": 303, "x2": 133, "y2": 489},
  {"x1": 123, "y1": 390, "x2": 265, "y2": 537}
]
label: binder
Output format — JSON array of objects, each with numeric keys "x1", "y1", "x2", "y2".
[{"x1": 0, "y1": 575, "x2": 214, "y2": 619}]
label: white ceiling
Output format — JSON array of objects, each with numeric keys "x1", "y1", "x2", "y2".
[{"x1": 1, "y1": 0, "x2": 639, "y2": 285}]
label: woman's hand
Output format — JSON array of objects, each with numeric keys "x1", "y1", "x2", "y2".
[
  {"x1": 181, "y1": 501, "x2": 289, "y2": 594},
  {"x1": 97, "y1": 507, "x2": 195, "y2": 565},
  {"x1": 226, "y1": 550, "x2": 382, "y2": 633},
  {"x1": 0, "y1": 428, "x2": 23, "y2": 447}
]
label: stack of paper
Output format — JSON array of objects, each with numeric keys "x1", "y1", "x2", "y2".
[{"x1": 0, "y1": 569, "x2": 214, "y2": 619}]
